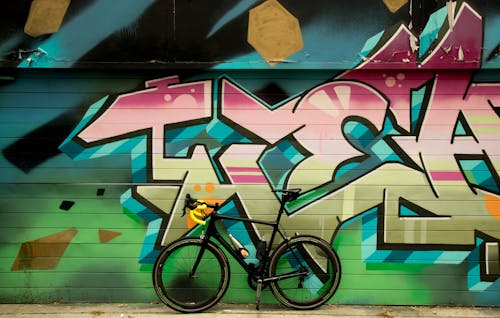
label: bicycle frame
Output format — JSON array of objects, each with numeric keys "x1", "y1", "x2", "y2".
[{"x1": 192, "y1": 193, "x2": 307, "y2": 286}]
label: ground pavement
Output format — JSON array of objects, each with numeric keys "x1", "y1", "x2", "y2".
[{"x1": 0, "y1": 303, "x2": 499, "y2": 318}]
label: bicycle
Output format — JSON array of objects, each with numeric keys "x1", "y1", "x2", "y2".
[{"x1": 152, "y1": 188, "x2": 341, "y2": 313}]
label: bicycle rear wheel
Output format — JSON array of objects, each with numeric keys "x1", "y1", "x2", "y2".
[
  {"x1": 268, "y1": 235, "x2": 341, "y2": 310},
  {"x1": 153, "y1": 238, "x2": 230, "y2": 313}
]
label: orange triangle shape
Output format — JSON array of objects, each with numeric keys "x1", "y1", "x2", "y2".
[{"x1": 98, "y1": 229, "x2": 122, "y2": 243}]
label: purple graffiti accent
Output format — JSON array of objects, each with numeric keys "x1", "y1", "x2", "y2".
[
  {"x1": 226, "y1": 166, "x2": 267, "y2": 184},
  {"x1": 355, "y1": 3, "x2": 482, "y2": 70},
  {"x1": 356, "y1": 25, "x2": 420, "y2": 69},
  {"x1": 429, "y1": 171, "x2": 465, "y2": 181},
  {"x1": 340, "y1": 3, "x2": 483, "y2": 132},
  {"x1": 230, "y1": 175, "x2": 268, "y2": 183},
  {"x1": 419, "y1": 4, "x2": 482, "y2": 69}
]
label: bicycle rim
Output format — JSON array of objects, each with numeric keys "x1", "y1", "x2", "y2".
[
  {"x1": 153, "y1": 238, "x2": 230, "y2": 313},
  {"x1": 269, "y1": 236, "x2": 341, "y2": 309}
]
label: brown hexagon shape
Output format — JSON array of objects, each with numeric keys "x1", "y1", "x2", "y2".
[
  {"x1": 383, "y1": 0, "x2": 408, "y2": 13},
  {"x1": 24, "y1": 0, "x2": 71, "y2": 37},
  {"x1": 248, "y1": 0, "x2": 303, "y2": 66}
]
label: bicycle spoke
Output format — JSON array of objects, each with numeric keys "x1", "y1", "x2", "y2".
[
  {"x1": 153, "y1": 239, "x2": 230, "y2": 313},
  {"x1": 269, "y1": 236, "x2": 341, "y2": 309}
]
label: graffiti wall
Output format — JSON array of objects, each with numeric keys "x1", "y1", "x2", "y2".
[{"x1": 0, "y1": 0, "x2": 499, "y2": 305}]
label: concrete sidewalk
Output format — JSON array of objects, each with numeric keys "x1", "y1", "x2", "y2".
[{"x1": 0, "y1": 303, "x2": 499, "y2": 318}]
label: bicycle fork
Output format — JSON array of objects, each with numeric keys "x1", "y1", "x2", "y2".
[{"x1": 189, "y1": 235, "x2": 209, "y2": 278}]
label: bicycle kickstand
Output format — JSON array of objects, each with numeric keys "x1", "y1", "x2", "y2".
[{"x1": 255, "y1": 279, "x2": 263, "y2": 310}]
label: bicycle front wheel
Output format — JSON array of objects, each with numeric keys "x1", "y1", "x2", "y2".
[
  {"x1": 268, "y1": 235, "x2": 341, "y2": 310},
  {"x1": 153, "y1": 238, "x2": 230, "y2": 313}
]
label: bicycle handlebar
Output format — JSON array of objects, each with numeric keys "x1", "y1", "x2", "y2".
[
  {"x1": 184, "y1": 194, "x2": 219, "y2": 210},
  {"x1": 189, "y1": 204, "x2": 208, "y2": 226},
  {"x1": 183, "y1": 188, "x2": 302, "y2": 225},
  {"x1": 183, "y1": 194, "x2": 218, "y2": 226}
]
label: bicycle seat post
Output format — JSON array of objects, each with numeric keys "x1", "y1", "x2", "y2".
[{"x1": 276, "y1": 192, "x2": 289, "y2": 220}]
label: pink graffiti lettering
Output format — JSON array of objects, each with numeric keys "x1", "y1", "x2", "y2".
[
  {"x1": 221, "y1": 79, "x2": 388, "y2": 178},
  {"x1": 77, "y1": 76, "x2": 212, "y2": 155}
]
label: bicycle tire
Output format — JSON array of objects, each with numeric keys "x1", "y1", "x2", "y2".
[
  {"x1": 153, "y1": 237, "x2": 230, "y2": 313},
  {"x1": 268, "y1": 235, "x2": 341, "y2": 310}
]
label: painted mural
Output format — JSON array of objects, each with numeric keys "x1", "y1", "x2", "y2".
[
  {"x1": 1, "y1": 0, "x2": 499, "y2": 69},
  {"x1": 0, "y1": 0, "x2": 499, "y2": 306}
]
